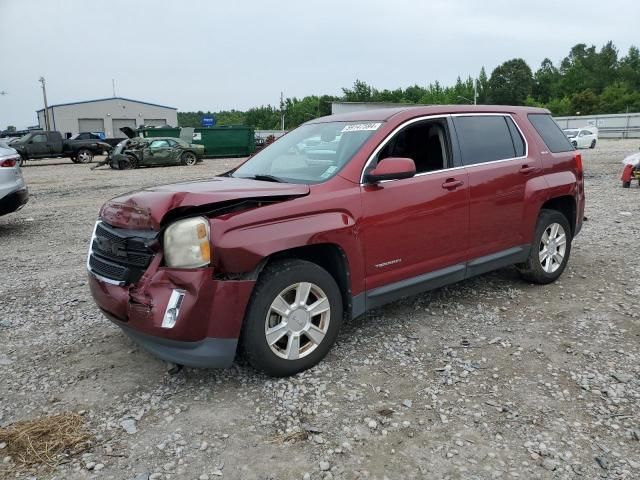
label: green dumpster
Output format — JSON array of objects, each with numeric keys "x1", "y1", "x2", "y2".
[
  {"x1": 138, "y1": 127, "x2": 181, "y2": 139},
  {"x1": 192, "y1": 126, "x2": 255, "y2": 157}
]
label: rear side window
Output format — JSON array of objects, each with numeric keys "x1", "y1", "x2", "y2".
[
  {"x1": 453, "y1": 116, "x2": 516, "y2": 165},
  {"x1": 527, "y1": 114, "x2": 574, "y2": 153},
  {"x1": 505, "y1": 117, "x2": 526, "y2": 157}
]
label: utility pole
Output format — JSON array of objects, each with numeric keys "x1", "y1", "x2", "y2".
[
  {"x1": 112, "y1": 78, "x2": 117, "y2": 97},
  {"x1": 39, "y1": 77, "x2": 50, "y2": 130},
  {"x1": 280, "y1": 91, "x2": 285, "y2": 131},
  {"x1": 473, "y1": 78, "x2": 478, "y2": 105}
]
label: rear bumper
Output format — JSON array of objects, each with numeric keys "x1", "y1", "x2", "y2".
[{"x1": 0, "y1": 188, "x2": 28, "y2": 216}]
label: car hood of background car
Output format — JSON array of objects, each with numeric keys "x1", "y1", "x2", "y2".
[{"x1": 99, "y1": 177, "x2": 310, "y2": 230}]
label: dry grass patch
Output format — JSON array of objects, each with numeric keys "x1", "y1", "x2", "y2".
[{"x1": 0, "y1": 412, "x2": 92, "y2": 475}]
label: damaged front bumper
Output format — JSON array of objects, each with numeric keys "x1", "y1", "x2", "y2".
[{"x1": 88, "y1": 236, "x2": 255, "y2": 368}]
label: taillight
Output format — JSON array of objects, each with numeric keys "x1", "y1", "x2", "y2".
[
  {"x1": 574, "y1": 153, "x2": 583, "y2": 178},
  {"x1": 0, "y1": 158, "x2": 17, "y2": 168}
]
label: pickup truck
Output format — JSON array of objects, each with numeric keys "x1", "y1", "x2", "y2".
[{"x1": 11, "y1": 131, "x2": 112, "y2": 165}]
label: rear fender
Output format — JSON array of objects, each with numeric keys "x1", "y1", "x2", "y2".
[{"x1": 529, "y1": 170, "x2": 579, "y2": 236}]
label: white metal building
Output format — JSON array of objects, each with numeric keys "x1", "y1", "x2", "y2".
[
  {"x1": 332, "y1": 102, "x2": 640, "y2": 139},
  {"x1": 36, "y1": 97, "x2": 178, "y2": 138}
]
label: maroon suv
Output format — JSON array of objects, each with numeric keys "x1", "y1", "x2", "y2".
[{"x1": 88, "y1": 106, "x2": 584, "y2": 376}]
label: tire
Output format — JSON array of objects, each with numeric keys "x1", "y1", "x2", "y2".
[
  {"x1": 240, "y1": 259, "x2": 343, "y2": 377},
  {"x1": 590, "y1": 139, "x2": 596, "y2": 149},
  {"x1": 517, "y1": 209, "x2": 572, "y2": 285},
  {"x1": 76, "y1": 149, "x2": 93, "y2": 164},
  {"x1": 70, "y1": 157, "x2": 79, "y2": 164},
  {"x1": 17, "y1": 155, "x2": 25, "y2": 167},
  {"x1": 181, "y1": 151, "x2": 197, "y2": 166},
  {"x1": 622, "y1": 181, "x2": 631, "y2": 188},
  {"x1": 119, "y1": 154, "x2": 138, "y2": 170},
  {"x1": 571, "y1": 140, "x2": 578, "y2": 148}
]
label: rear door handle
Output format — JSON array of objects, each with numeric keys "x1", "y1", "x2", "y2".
[
  {"x1": 442, "y1": 178, "x2": 464, "y2": 190},
  {"x1": 520, "y1": 165, "x2": 537, "y2": 174}
]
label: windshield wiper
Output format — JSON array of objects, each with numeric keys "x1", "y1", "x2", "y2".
[{"x1": 242, "y1": 174, "x2": 284, "y2": 183}]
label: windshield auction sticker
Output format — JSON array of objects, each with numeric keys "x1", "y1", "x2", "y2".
[{"x1": 341, "y1": 122, "x2": 382, "y2": 133}]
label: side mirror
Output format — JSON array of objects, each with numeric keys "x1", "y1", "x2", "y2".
[{"x1": 364, "y1": 157, "x2": 416, "y2": 183}]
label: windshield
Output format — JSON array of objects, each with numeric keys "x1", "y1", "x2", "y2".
[
  {"x1": 232, "y1": 121, "x2": 383, "y2": 184},
  {"x1": 564, "y1": 129, "x2": 579, "y2": 137}
]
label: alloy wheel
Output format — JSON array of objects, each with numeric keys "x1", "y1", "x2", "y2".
[
  {"x1": 183, "y1": 152, "x2": 196, "y2": 165},
  {"x1": 539, "y1": 222, "x2": 567, "y2": 273},
  {"x1": 264, "y1": 282, "x2": 331, "y2": 360}
]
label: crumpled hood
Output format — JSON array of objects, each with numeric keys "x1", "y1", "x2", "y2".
[{"x1": 100, "y1": 177, "x2": 310, "y2": 230}]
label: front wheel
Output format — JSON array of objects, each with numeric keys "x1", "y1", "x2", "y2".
[
  {"x1": 517, "y1": 209, "x2": 572, "y2": 284},
  {"x1": 241, "y1": 259, "x2": 343, "y2": 377},
  {"x1": 76, "y1": 149, "x2": 94, "y2": 163},
  {"x1": 181, "y1": 151, "x2": 197, "y2": 166},
  {"x1": 590, "y1": 139, "x2": 596, "y2": 149},
  {"x1": 622, "y1": 181, "x2": 631, "y2": 188}
]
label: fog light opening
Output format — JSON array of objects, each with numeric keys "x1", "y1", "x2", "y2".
[{"x1": 162, "y1": 289, "x2": 186, "y2": 329}]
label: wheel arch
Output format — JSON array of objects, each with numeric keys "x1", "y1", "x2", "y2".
[
  {"x1": 243, "y1": 243, "x2": 355, "y2": 321},
  {"x1": 540, "y1": 195, "x2": 577, "y2": 235}
]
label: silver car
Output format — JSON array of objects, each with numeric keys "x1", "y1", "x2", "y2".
[{"x1": 0, "y1": 141, "x2": 28, "y2": 216}]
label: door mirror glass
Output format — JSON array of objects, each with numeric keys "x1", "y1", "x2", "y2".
[{"x1": 365, "y1": 157, "x2": 416, "y2": 183}]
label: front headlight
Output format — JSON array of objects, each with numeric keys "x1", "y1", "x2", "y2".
[{"x1": 163, "y1": 217, "x2": 211, "y2": 268}]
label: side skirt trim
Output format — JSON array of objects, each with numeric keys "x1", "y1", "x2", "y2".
[{"x1": 353, "y1": 244, "x2": 530, "y2": 318}]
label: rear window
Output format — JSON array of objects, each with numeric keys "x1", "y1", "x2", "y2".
[
  {"x1": 453, "y1": 116, "x2": 517, "y2": 165},
  {"x1": 528, "y1": 114, "x2": 574, "y2": 153}
]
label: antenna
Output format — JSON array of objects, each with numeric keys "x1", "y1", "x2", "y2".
[{"x1": 112, "y1": 79, "x2": 117, "y2": 97}]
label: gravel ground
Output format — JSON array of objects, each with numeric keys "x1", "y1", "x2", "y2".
[{"x1": 1, "y1": 141, "x2": 639, "y2": 480}]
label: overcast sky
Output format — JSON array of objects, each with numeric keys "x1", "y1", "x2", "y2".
[{"x1": 1, "y1": 0, "x2": 638, "y2": 129}]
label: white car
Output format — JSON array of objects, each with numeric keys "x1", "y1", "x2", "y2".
[
  {"x1": 563, "y1": 127, "x2": 598, "y2": 149},
  {"x1": 0, "y1": 141, "x2": 29, "y2": 216}
]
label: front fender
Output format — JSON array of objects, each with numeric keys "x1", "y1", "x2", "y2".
[{"x1": 213, "y1": 211, "x2": 365, "y2": 294}]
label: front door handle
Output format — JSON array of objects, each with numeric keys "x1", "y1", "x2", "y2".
[
  {"x1": 442, "y1": 178, "x2": 464, "y2": 190},
  {"x1": 520, "y1": 165, "x2": 537, "y2": 174}
]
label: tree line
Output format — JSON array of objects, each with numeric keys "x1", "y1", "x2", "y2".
[{"x1": 177, "y1": 41, "x2": 640, "y2": 130}]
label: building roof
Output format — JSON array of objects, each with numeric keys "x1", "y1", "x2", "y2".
[{"x1": 36, "y1": 96, "x2": 177, "y2": 112}]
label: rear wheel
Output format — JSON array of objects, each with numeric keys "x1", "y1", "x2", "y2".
[
  {"x1": 571, "y1": 140, "x2": 578, "y2": 148},
  {"x1": 76, "y1": 149, "x2": 93, "y2": 164},
  {"x1": 622, "y1": 181, "x2": 631, "y2": 188},
  {"x1": 517, "y1": 209, "x2": 572, "y2": 285},
  {"x1": 590, "y1": 139, "x2": 596, "y2": 149},
  {"x1": 181, "y1": 151, "x2": 197, "y2": 166},
  {"x1": 241, "y1": 259, "x2": 343, "y2": 377}
]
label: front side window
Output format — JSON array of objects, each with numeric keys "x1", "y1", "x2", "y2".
[
  {"x1": 32, "y1": 134, "x2": 47, "y2": 143},
  {"x1": 233, "y1": 121, "x2": 382, "y2": 184},
  {"x1": 372, "y1": 118, "x2": 451, "y2": 174},
  {"x1": 528, "y1": 114, "x2": 574, "y2": 153},
  {"x1": 453, "y1": 116, "x2": 517, "y2": 165}
]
